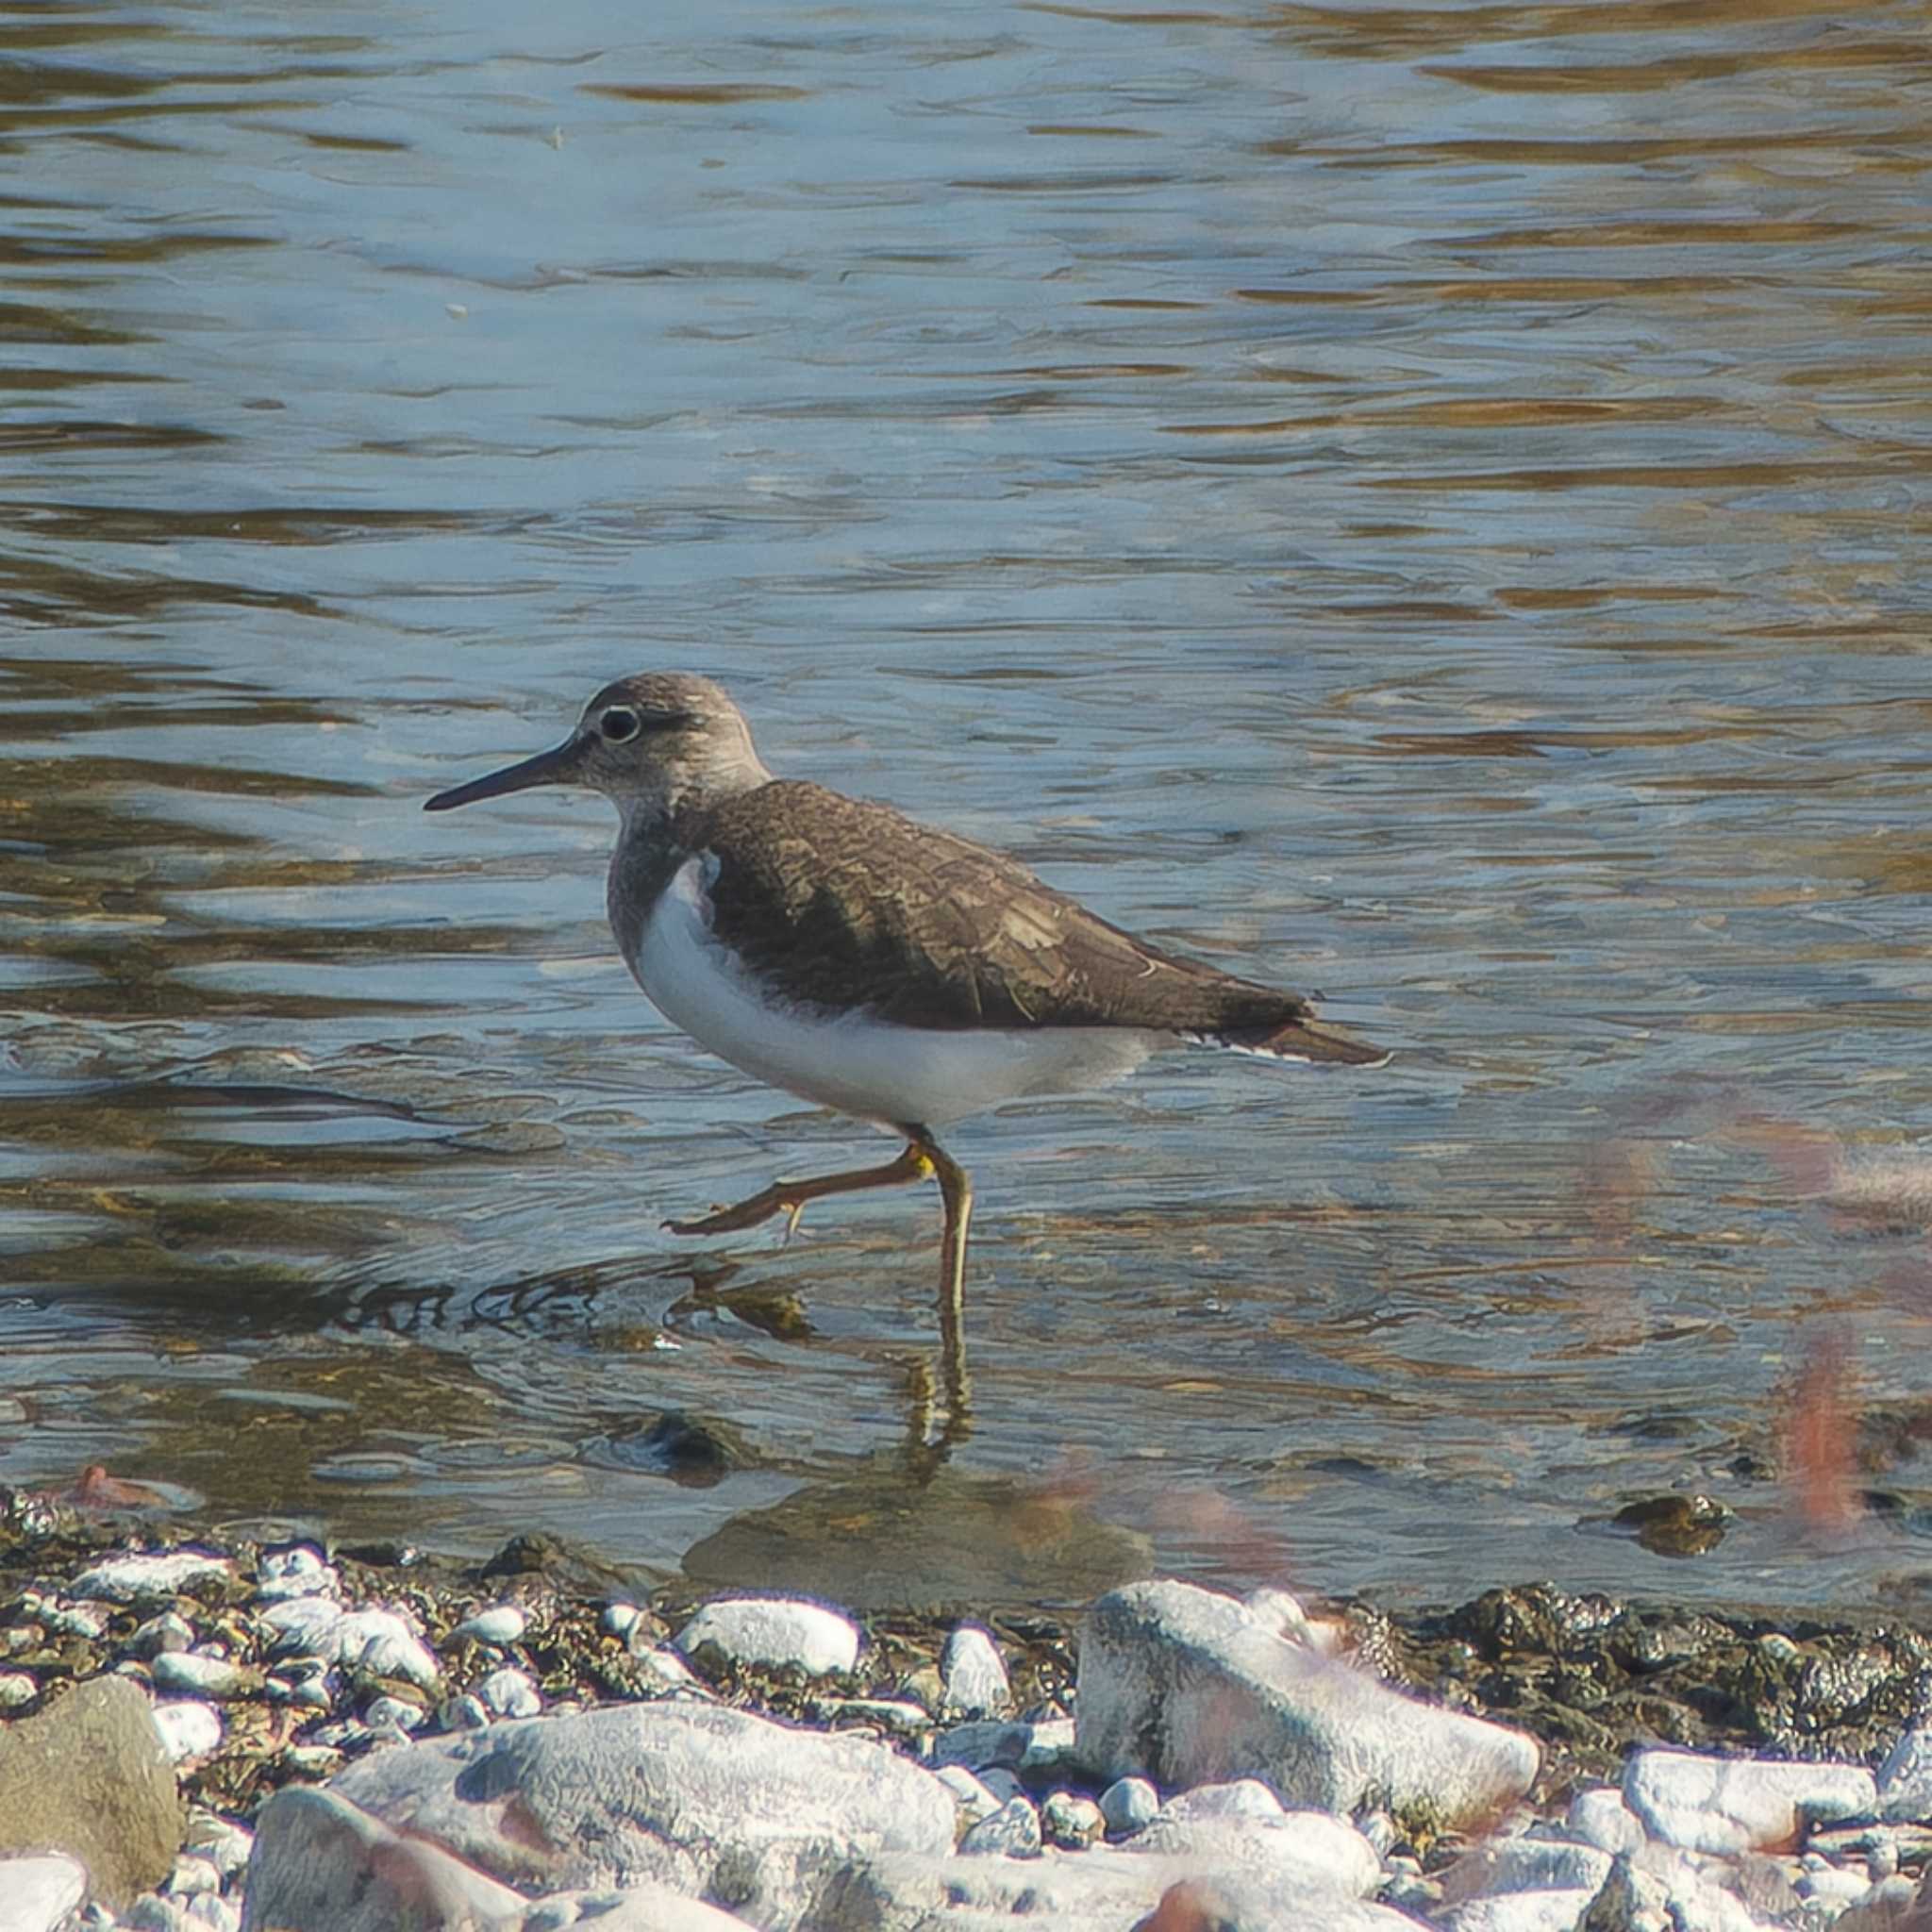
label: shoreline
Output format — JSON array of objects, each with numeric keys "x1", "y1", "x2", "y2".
[{"x1": 3, "y1": 1495, "x2": 1929, "y2": 1927}]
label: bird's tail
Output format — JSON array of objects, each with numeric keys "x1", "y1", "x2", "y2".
[{"x1": 1189, "y1": 1014, "x2": 1391, "y2": 1068}]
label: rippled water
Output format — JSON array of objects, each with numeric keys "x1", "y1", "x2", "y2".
[{"x1": 4, "y1": 0, "x2": 1931, "y2": 1612}]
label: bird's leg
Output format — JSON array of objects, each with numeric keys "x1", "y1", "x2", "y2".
[
  {"x1": 910, "y1": 1129, "x2": 974, "y2": 1424},
  {"x1": 664, "y1": 1140, "x2": 934, "y2": 1239}
]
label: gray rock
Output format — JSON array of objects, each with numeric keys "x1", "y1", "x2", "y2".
[
  {"x1": 933, "y1": 1765, "x2": 1003, "y2": 1830},
  {"x1": 128, "y1": 1613, "x2": 195, "y2": 1660},
  {"x1": 477, "y1": 1666, "x2": 541, "y2": 1719},
  {"x1": 0, "y1": 1675, "x2": 183, "y2": 1911},
  {"x1": 1833, "y1": 1873, "x2": 1921, "y2": 1930},
  {"x1": 1876, "y1": 1724, "x2": 1932, "y2": 1824},
  {"x1": 1041, "y1": 1790, "x2": 1105, "y2": 1848},
  {"x1": 1581, "y1": 1845, "x2": 1769, "y2": 1932},
  {"x1": 1097, "y1": 1775, "x2": 1159, "y2": 1838},
  {"x1": 514, "y1": 1884, "x2": 758, "y2": 1929},
  {"x1": 125, "y1": 1896, "x2": 196, "y2": 1932},
  {"x1": 1124, "y1": 1810, "x2": 1382, "y2": 1899},
  {"x1": 1623, "y1": 1747, "x2": 1876, "y2": 1856},
  {"x1": 183, "y1": 1815, "x2": 253, "y2": 1881},
  {"x1": 0, "y1": 1672, "x2": 37, "y2": 1712},
  {"x1": 675, "y1": 1597, "x2": 860, "y2": 1677},
  {"x1": 938, "y1": 1627, "x2": 1008, "y2": 1717},
  {"x1": 1568, "y1": 1787, "x2": 1645, "y2": 1856},
  {"x1": 239, "y1": 1785, "x2": 526, "y2": 1932},
  {"x1": 151, "y1": 1654, "x2": 255, "y2": 1702},
  {"x1": 931, "y1": 1715, "x2": 1074, "y2": 1776},
  {"x1": 1076, "y1": 1579, "x2": 1538, "y2": 1831},
  {"x1": 0, "y1": 1855, "x2": 87, "y2": 1932},
  {"x1": 826, "y1": 1830, "x2": 1423, "y2": 1931},
  {"x1": 1441, "y1": 1833, "x2": 1615, "y2": 1905},
  {"x1": 1441, "y1": 1893, "x2": 1601, "y2": 1932},
  {"x1": 1150, "y1": 1777, "x2": 1282, "y2": 1824},
  {"x1": 958, "y1": 1795, "x2": 1041, "y2": 1857},
  {"x1": 329, "y1": 1697, "x2": 955, "y2": 1924}
]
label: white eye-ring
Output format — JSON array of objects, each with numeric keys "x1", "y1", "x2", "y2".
[{"x1": 600, "y1": 706, "x2": 641, "y2": 743}]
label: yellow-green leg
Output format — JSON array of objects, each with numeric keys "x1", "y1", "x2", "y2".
[{"x1": 665, "y1": 1125, "x2": 975, "y2": 1394}]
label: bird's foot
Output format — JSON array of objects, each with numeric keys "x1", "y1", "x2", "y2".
[{"x1": 663, "y1": 1182, "x2": 800, "y2": 1240}]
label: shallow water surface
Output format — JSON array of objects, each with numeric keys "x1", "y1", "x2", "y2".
[{"x1": 4, "y1": 0, "x2": 1932, "y2": 1611}]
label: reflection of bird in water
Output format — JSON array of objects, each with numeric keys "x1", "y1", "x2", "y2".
[{"x1": 426, "y1": 672, "x2": 1387, "y2": 1420}]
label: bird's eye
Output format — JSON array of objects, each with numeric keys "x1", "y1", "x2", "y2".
[{"x1": 599, "y1": 706, "x2": 641, "y2": 743}]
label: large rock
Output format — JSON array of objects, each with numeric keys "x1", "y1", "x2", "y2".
[
  {"x1": 329, "y1": 1697, "x2": 957, "y2": 1925},
  {"x1": 821, "y1": 1834, "x2": 1420, "y2": 1931},
  {"x1": 0, "y1": 1675, "x2": 183, "y2": 1910},
  {"x1": 240, "y1": 1786, "x2": 527, "y2": 1932},
  {"x1": 242, "y1": 1789, "x2": 764, "y2": 1932},
  {"x1": 1075, "y1": 1579, "x2": 1538, "y2": 1830},
  {"x1": 1623, "y1": 1747, "x2": 1876, "y2": 1855},
  {"x1": 0, "y1": 1855, "x2": 87, "y2": 1932}
]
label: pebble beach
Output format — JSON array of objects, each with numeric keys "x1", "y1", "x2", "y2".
[{"x1": 4, "y1": 1494, "x2": 1931, "y2": 1932}]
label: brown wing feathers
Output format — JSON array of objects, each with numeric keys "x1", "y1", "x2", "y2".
[{"x1": 693, "y1": 782, "x2": 1380, "y2": 1060}]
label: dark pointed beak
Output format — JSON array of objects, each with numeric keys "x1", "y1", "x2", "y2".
[{"x1": 424, "y1": 734, "x2": 590, "y2": 812}]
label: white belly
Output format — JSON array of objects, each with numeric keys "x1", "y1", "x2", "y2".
[{"x1": 630, "y1": 858, "x2": 1158, "y2": 1127}]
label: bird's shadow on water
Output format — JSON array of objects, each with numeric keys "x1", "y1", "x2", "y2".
[{"x1": 330, "y1": 1246, "x2": 975, "y2": 1483}]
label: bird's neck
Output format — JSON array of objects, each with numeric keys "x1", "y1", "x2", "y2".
[{"x1": 606, "y1": 758, "x2": 771, "y2": 968}]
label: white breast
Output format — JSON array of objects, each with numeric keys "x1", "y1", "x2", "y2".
[{"x1": 629, "y1": 857, "x2": 1158, "y2": 1128}]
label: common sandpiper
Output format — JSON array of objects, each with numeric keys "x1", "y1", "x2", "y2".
[{"x1": 425, "y1": 672, "x2": 1386, "y2": 1386}]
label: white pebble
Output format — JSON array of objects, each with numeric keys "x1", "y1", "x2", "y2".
[
  {"x1": 153, "y1": 1652, "x2": 250, "y2": 1700},
  {"x1": 940, "y1": 1625, "x2": 1009, "y2": 1716},
  {"x1": 0, "y1": 1671, "x2": 37, "y2": 1711},
  {"x1": 675, "y1": 1597, "x2": 860, "y2": 1677},
  {"x1": 452, "y1": 1604, "x2": 527, "y2": 1647},
  {"x1": 350, "y1": 1622, "x2": 441, "y2": 1690},
  {"x1": 602, "y1": 1602, "x2": 641, "y2": 1640},
  {"x1": 477, "y1": 1666, "x2": 541, "y2": 1719},
  {"x1": 151, "y1": 1701, "x2": 223, "y2": 1762},
  {"x1": 959, "y1": 1794, "x2": 1042, "y2": 1857},
  {"x1": 163, "y1": 1853, "x2": 221, "y2": 1897},
  {"x1": 71, "y1": 1551, "x2": 233, "y2": 1606},
  {"x1": 630, "y1": 1643, "x2": 702, "y2": 1692},
  {"x1": 364, "y1": 1694, "x2": 425, "y2": 1733},
  {"x1": 255, "y1": 1546, "x2": 338, "y2": 1602},
  {"x1": 184, "y1": 1816, "x2": 253, "y2": 1878},
  {"x1": 1098, "y1": 1775, "x2": 1159, "y2": 1837}
]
